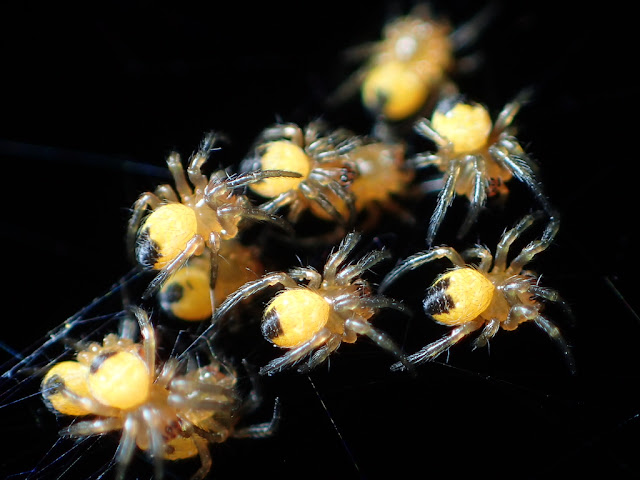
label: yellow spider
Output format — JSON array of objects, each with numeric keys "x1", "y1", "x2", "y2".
[
  {"x1": 127, "y1": 132, "x2": 299, "y2": 299},
  {"x1": 159, "y1": 240, "x2": 264, "y2": 322},
  {"x1": 413, "y1": 93, "x2": 555, "y2": 245},
  {"x1": 330, "y1": 4, "x2": 493, "y2": 122},
  {"x1": 242, "y1": 120, "x2": 361, "y2": 227},
  {"x1": 210, "y1": 232, "x2": 411, "y2": 375},
  {"x1": 347, "y1": 140, "x2": 416, "y2": 229},
  {"x1": 41, "y1": 306, "x2": 279, "y2": 480},
  {"x1": 379, "y1": 213, "x2": 574, "y2": 372}
]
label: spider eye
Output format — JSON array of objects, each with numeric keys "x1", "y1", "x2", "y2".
[
  {"x1": 41, "y1": 361, "x2": 92, "y2": 416},
  {"x1": 261, "y1": 289, "x2": 331, "y2": 348},
  {"x1": 424, "y1": 268, "x2": 494, "y2": 325},
  {"x1": 249, "y1": 141, "x2": 311, "y2": 198},
  {"x1": 431, "y1": 100, "x2": 492, "y2": 154},
  {"x1": 137, "y1": 203, "x2": 198, "y2": 269},
  {"x1": 88, "y1": 351, "x2": 150, "y2": 409},
  {"x1": 362, "y1": 61, "x2": 429, "y2": 121}
]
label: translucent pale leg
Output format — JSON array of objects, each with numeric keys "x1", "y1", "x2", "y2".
[
  {"x1": 507, "y1": 216, "x2": 559, "y2": 275},
  {"x1": 457, "y1": 154, "x2": 488, "y2": 239},
  {"x1": 534, "y1": 315, "x2": 576, "y2": 374},
  {"x1": 190, "y1": 435, "x2": 213, "y2": 480},
  {"x1": 427, "y1": 158, "x2": 462, "y2": 246},
  {"x1": 379, "y1": 246, "x2": 466, "y2": 293},
  {"x1": 142, "y1": 234, "x2": 205, "y2": 299},
  {"x1": 346, "y1": 316, "x2": 412, "y2": 371},
  {"x1": 336, "y1": 248, "x2": 390, "y2": 286},
  {"x1": 212, "y1": 272, "x2": 298, "y2": 324},
  {"x1": 472, "y1": 318, "x2": 500, "y2": 349},
  {"x1": 493, "y1": 212, "x2": 537, "y2": 272},
  {"x1": 233, "y1": 397, "x2": 281, "y2": 439},
  {"x1": 323, "y1": 232, "x2": 360, "y2": 282},
  {"x1": 259, "y1": 328, "x2": 333, "y2": 376},
  {"x1": 114, "y1": 416, "x2": 139, "y2": 480},
  {"x1": 390, "y1": 319, "x2": 484, "y2": 371}
]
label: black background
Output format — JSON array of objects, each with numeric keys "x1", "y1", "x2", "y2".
[{"x1": 1, "y1": 1, "x2": 638, "y2": 479}]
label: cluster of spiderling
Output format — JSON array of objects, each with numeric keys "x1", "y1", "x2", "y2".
[{"x1": 0, "y1": 4, "x2": 575, "y2": 479}]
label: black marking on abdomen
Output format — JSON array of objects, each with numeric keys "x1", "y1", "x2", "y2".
[
  {"x1": 261, "y1": 308, "x2": 283, "y2": 342},
  {"x1": 90, "y1": 351, "x2": 118, "y2": 374},
  {"x1": 423, "y1": 277, "x2": 455, "y2": 316}
]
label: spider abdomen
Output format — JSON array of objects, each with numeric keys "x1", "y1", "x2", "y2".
[
  {"x1": 261, "y1": 289, "x2": 333, "y2": 348},
  {"x1": 424, "y1": 268, "x2": 494, "y2": 325}
]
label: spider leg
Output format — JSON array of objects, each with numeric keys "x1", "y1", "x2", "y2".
[
  {"x1": 491, "y1": 88, "x2": 531, "y2": 134},
  {"x1": 238, "y1": 205, "x2": 294, "y2": 234},
  {"x1": 207, "y1": 235, "x2": 221, "y2": 317},
  {"x1": 299, "y1": 178, "x2": 347, "y2": 224},
  {"x1": 61, "y1": 416, "x2": 123, "y2": 437},
  {"x1": 507, "y1": 215, "x2": 559, "y2": 275},
  {"x1": 390, "y1": 319, "x2": 484, "y2": 371},
  {"x1": 414, "y1": 117, "x2": 450, "y2": 149},
  {"x1": 114, "y1": 417, "x2": 139, "y2": 480},
  {"x1": 233, "y1": 397, "x2": 281, "y2": 439},
  {"x1": 127, "y1": 191, "x2": 163, "y2": 261},
  {"x1": 260, "y1": 328, "x2": 333, "y2": 375},
  {"x1": 299, "y1": 336, "x2": 342, "y2": 373},
  {"x1": 225, "y1": 168, "x2": 303, "y2": 190},
  {"x1": 166, "y1": 152, "x2": 194, "y2": 203},
  {"x1": 212, "y1": 272, "x2": 298, "y2": 325},
  {"x1": 259, "y1": 123, "x2": 304, "y2": 146},
  {"x1": 336, "y1": 248, "x2": 390, "y2": 285},
  {"x1": 142, "y1": 235, "x2": 205, "y2": 300},
  {"x1": 145, "y1": 409, "x2": 166, "y2": 480},
  {"x1": 169, "y1": 379, "x2": 236, "y2": 400},
  {"x1": 529, "y1": 283, "x2": 575, "y2": 324},
  {"x1": 310, "y1": 169, "x2": 357, "y2": 223},
  {"x1": 427, "y1": 158, "x2": 462, "y2": 246},
  {"x1": 345, "y1": 316, "x2": 412, "y2": 372},
  {"x1": 288, "y1": 267, "x2": 322, "y2": 289},
  {"x1": 457, "y1": 154, "x2": 488, "y2": 240},
  {"x1": 324, "y1": 231, "x2": 361, "y2": 282},
  {"x1": 340, "y1": 294, "x2": 411, "y2": 318},
  {"x1": 489, "y1": 140, "x2": 555, "y2": 216},
  {"x1": 131, "y1": 306, "x2": 155, "y2": 376},
  {"x1": 461, "y1": 245, "x2": 492, "y2": 272},
  {"x1": 258, "y1": 189, "x2": 296, "y2": 214},
  {"x1": 191, "y1": 435, "x2": 213, "y2": 480},
  {"x1": 535, "y1": 316, "x2": 576, "y2": 374},
  {"x1": 379, "y1": 246, "x2": 466, "y2": 293},
  {"x1": 472, "y1": 317, "x2": 500, "y2": 349},
  {"x1": 493, "y1": 212, "x2": 538, "y2": 272},
  {"x1": 187, "y1": 132, "x2": 219, "y2": 192}
]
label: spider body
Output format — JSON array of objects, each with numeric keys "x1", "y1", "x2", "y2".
[
  {"x1": 414, "y1": 94, "x2": 554, "y2": 245},
  {"x1": 347, "y1": 140, "x2": 416, "y2": 229},
  {"x1": 360, "y1": 6, "x2": 454, "y2": 121},
  {"x1": 127, "y1": 132, "x2": 299, "y2": 299},
  {"x1": 159, "y1": 240, "x2": 264, "y2": 322},
  {"x1": 212, "y1": 232, "x2": 411, "y2": 375},
  {"x1": 243, "y1": 121, "x2": 361, "y2": 227},
  {"x1": 380, "y1": 214, "x2": 574, "y2": 372},
  {"x1": 40, "y1": 307, "x2": 277, "y2": 480},
  {"x1": 330, "y1": 4, "x2": 493, "y2": 123}
]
